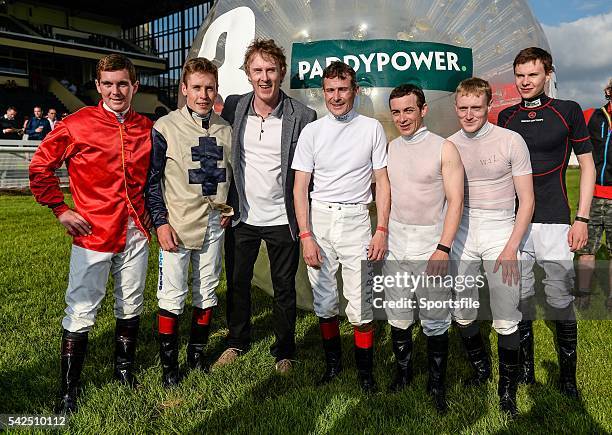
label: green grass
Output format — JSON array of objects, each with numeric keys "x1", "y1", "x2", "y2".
[{"x1": 0, "y1": 169, "x2": 611, "y2": 434}]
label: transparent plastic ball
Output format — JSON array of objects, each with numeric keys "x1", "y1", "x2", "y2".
[{"x1": 186, "y1": 0, "x2": 551, "y2": 310}]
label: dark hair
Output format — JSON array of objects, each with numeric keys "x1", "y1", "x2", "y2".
[
  {"x1": 243, "y1": 38, "x2": 287, "y2": 79},
  {"x1": 322, "y1": 61, "x2": 357, "y2": 89},
  {"x1": 513, "y1": 47, "x2": 554, "y2": 74},
  {"x1": 96, "y1": 53, "x2": 137, "y2": 84},
  {"x1": 182, "y1": 57, "x2": 218, "y2": 86},
  {"x1": 455, "y1": 77, "x2": 493, "y2": 104},
  {"x1": 389, "y1": 84, "x2": 426, "y2": 109},
  {"x1": 7, "y1": 106, "x2": 17, "y2": 112}
]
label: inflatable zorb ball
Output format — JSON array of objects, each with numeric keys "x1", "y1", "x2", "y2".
[
  {"x1": 186, "y1": 0, "x2": 551, "y2": 309},
  {"x1": 187, "y1": 0, "x2": 551, "y2": 135}
]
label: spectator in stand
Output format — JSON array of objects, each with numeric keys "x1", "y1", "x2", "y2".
[
  {"x1": 1, "y1": 106, "x2": 21, "y2": 140},
  {"x1": 47, "y1": 108, "x2": 58, "y2": 130},
  {"x1": 25, "y1": 106, "x2": 51, "y2": 140}
]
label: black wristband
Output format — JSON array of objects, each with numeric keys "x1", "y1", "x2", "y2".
[
  {"x1": 575, "y1": 216, "x2": 589, "y2": 223},
  {"x1": 436, "y1": 243, "x2": 451, "y2": 254}
]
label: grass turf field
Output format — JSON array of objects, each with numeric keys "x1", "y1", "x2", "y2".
[{"x1": 0, "y1": 169, "x2": 610, "y2": 434}]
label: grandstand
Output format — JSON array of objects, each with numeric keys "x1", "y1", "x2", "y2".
[{"x1": 0, "y1": 0, "x2": 213, "y2": 189}]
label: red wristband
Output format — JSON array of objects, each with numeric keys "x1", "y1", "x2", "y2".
[
  {"x1": 376, "y1": 226, "x2": 388, "y2": 234},
  {"x1": 299, "y1": 231, "x2": 312, "y2": 240}
]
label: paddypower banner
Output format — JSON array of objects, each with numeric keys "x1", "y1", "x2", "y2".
[{"x1": 290, "y1": 39, "x2": 473, "y2": 91}]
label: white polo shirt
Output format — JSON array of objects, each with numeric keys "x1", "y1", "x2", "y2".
[
  {"x1": 241, "y1": 99, "x2": 288, "y2": 226},
  {"x1": 292, "y1": 110, "x2": 387, "y2": 204}
]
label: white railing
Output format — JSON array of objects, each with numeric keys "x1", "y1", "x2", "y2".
[{"x1": 0, "y1": 139, "x2": 68, "y2": 189}]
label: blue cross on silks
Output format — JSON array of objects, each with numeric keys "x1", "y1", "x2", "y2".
[{"x1": 188, "y1": 136, "x2": 226, "y2": 196}]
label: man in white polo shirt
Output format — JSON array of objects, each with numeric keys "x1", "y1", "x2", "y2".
[
  {"x1": 214, "y1": 39, "x2": 316, "y2": 373},
  {"x1": 293, "y1": 61, "x2": 390, "y2": 392},
  {"x1": 384, "y1": 83, "x2": 464, "y2": 412},
  {"x1": 449, "y1": 77, "x2": 534, "y2": 417}
]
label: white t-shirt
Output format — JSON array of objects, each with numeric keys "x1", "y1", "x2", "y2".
[{"x1": 291, "y1": 110, "x2": 388, "y2": 204}]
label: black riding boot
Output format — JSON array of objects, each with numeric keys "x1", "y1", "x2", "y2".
[
  {"x1": 517, "y1": 320, "x2": 535, "y2": 384},
  {"x1": 426, "y1": 332, "x2": 449, "y2": 413},
  {"x1": 518, "y1": 298, "x2": 536, "y2": 385},
  {"x1": 318, "y1": 316, "x2": 342, "y2": 385},
  {"x1": 458, "y1": 323, "x2": 491, "y2": 386},
  {"x1": 158, "y1": 310, "x2": 180, "y2": 387},
  {"x1": 556, "y1": 320, "x2": 579, "y2": 398},
  {"x1": 58, "y1": 330, "x2": 88, "y2": 414},
  {"x1": 114, "y1": 316, "x2": 139, "y2": 387},
  {"x1": 187, "y1": 307, "x2": 212, "y2": 371},
  {"x1": 498, "y1": 340, "x2": 520, "y2": 417},
  {"x1": 389, "y1": 325, "x2": 413, "y2": 392},
  {"x1": 354, "y1": 326, "x2": 376, "y2": 393}
]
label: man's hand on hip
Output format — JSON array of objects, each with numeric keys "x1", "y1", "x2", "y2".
[{"x1": 58, "y1": 209, "x2": 92, "y2": 237}]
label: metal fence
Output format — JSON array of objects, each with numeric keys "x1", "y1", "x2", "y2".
[{"x1": 0, "y1": 139, "x2": 68, "y2": 190}]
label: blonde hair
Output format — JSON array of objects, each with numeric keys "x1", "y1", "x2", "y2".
[
  {"x1": 243, "y1": 38, "x2": 287, "y2": 79},
  {"x1": 455, "y1": 77, "x2": 492, "y2": 104}
]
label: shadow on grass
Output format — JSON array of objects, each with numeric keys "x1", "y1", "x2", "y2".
[
  {"x1": 0, "y1": 255, "x2": 607, "y2": 433},
  {"x1": 0, "y1": 275, "x2": 282, "y2": 414},
  {"x1": 493, "y1": 360, "x2": 607, "y2": 434},
  {"x1": 192, "y1": 319, "x2": 498, "y2": 434}
]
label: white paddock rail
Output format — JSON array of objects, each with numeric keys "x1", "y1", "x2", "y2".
[{"x1": 0, "y1": 139, "x2": 68, "y2": 189}]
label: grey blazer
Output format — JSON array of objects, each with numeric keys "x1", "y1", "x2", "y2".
[{"x1": 222, "y1": 91, "x2": 317, "y2": 240}]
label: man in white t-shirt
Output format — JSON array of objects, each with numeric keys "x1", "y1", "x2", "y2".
[
  {"x1": 448, "y1": 77, "x2": 534, "y2": 417},
  {"x1": 293, "y1": 61, "x2": 390, "y2": 392},
  {"x1": 384, "y1": 83, "x2": 464, "y2": 412}
]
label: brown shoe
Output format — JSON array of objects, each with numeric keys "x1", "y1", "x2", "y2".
[
  {"x1": 275, "y1": 359, "x2": 293, "y2": 374},
  {"x1": 211, "y1": 348, "x2": 241, "y2": 371}
]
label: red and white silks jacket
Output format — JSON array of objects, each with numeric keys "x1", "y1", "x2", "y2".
[{"x1": 29, "y1": 101, "x2": 153, "y2": 253}]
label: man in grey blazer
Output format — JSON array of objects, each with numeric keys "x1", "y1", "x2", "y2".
[{"x1": 215, "y1": 38, "x2": 316, "y2": 373}]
